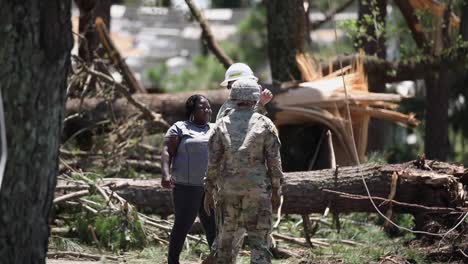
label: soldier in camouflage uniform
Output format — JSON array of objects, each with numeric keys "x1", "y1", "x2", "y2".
[
  {"x1": 204, "y1": 79, "x2": 284, "y2": 264},
  {"x1": 200, "y1": 63, "x2": 273, "y2": 264}
]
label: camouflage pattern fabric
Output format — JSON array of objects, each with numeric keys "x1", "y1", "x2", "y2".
[
  {"x1": 216, "y1": 193, "x2": 272, "y2": 264},
  {"x1": 209, "y1": 95, "x2": 267, "y2": 262},
  {"x1": 216, "y1": 99, "x2": 267, "y2": 121},
  {"x1": 229, "y1": 84, "x2": 260, "y2": 101},
  {"x1": 205, "y1": 106, "x2": 283, "y2": 264}
]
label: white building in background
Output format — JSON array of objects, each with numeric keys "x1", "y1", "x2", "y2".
[{"x1": 72, "y1": 1, "x2": 369, "y2": 88}]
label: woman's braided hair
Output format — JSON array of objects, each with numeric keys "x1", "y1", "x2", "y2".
[{"x1": 185, "y1": 94, "x2": 209, "y2": 119}]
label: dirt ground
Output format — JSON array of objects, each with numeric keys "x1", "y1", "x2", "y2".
[
  {"x1": 47, "y1": 260, "x2": 199, "y2": 264},
  {"x1": 47, "y1": 260, "x2": 98, "y2": 264}
]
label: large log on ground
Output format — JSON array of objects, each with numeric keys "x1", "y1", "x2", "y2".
[
  {"x1": 66, "y1": 90, "x2": 230, "y2": 125},
  {"x1": 57, "y1": 160, "x2": 466, "y2": 217}
]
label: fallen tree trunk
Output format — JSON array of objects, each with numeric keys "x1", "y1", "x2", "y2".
[
  {"x1": 66, "y1": 89, "x2": 229, "y2": 125},
  {"x1": 56, "y1": 160, "x2": 467, "y2": 217}
]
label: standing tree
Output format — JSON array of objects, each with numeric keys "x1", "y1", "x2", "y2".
[
  {"x1": 393, "y1": 0, "x2": 454, "y2": 161},
  {"x1": 267, "y1": 0, "x2": 308, "y2": 83},
  {"x1": 266, "y1": 0, "x2": 333, "y2": 171},
  {"x1": 356, "y1": 0, "x2": 387, "y2": 152},
  {"x1": 451, "y1": 0, "x2": 468, "y2": 161},
  {"x1": 423, "y1": 4, "x2": 452, "y2": 161},
  {"x1": 75, "y1": 0, "x2": 112, "y2": 62},
  {"x1": 0, "y1": 0, "x2": 73, "y2": 263}
]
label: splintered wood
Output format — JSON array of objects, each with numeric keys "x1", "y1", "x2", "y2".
[{"x1": 274, "y1": 55, "x2": 420, "y2": 165}]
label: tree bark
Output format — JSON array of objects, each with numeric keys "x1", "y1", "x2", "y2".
[
  {"x1": 65, "y1": 89, "x2": 229, "y2": 126},
  {"x1": 267, "y1": 0, "x2": 308, "y2": 83},
  {"x1": 75, "y1": 0, "x2": 112, "y2": 62},
  {"x1": 357, "y1": 0, "x2": 387, "y2": 153},
  {"x1": 462, "y1": 1, "x2": 468, "y2": 41},
  {"x1": 424, "y1": 6, "x2": 453, "y2": 161},
  {"x1": 425, "y1": 71, "x2": 451, "y2": 160},
  {"x1": 394, "y1": 0, "x2": 453, "y2": 161},
  {"x1": 75, "y1": 0, "x2": 98, "y2": 62},
  {"x1": 59, "y1": 160, "x2": 467, "y2": 217},
  {"x1": 0, "y1": 1, "x2": 73, "y2": 263},
  {"x1": 267, "y1": 0, "x2": 320, "y2": 171}
]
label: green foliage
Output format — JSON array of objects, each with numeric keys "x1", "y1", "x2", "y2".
[
  {"x1": 147, "y1": 6, "x2": 268, "y2": 93},
  {"x1": 147, "y1": 55, "x2": 225, "y2": 93},
  {"x1": 353, "y1": 0, "x2": 387, "y2": 51},
  {"x1": 223, "y1": 6, "x2": 268, "y2": 70},
  {"x1": 147, "y1": 63, "x2": 168, "y2": 90},
  {"x1": 72, "y1": 210, "x2": 146, "y2": 252},
  {"x1": 50, "y1": 237, "x2": 85, "y2": 252},
  {"x1": 338, "y1": 19, "x2": 359, "y2": 40},
  {"x1": 299, "y1": 213, "x2": 424, "y2": 264},
  {"x1": 61, "y1": 212, "x2": 432, "y2": 264},
  {"x1": 138, "y1": 246, "x2": 169, "y2": 262}
]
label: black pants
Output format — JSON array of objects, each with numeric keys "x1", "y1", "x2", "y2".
[{"x1": 168, "y1": 184, "x2": 216, "y2": 264}]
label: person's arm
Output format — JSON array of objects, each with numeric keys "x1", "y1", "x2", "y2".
[
  {"x1": 255, "y1": 87, "x2": 273, "y2": 115},
  {"x1": 216, "y1": 101, "x2": 230, "y2": 121},
  {"x1": 203, "y1": 124, "x2": 225, "y2": 215},
  {"x1": 254, "y1": 103, "x2": 268, "y2": 116},
  {"x1": 161, "y1": 125, "x2": 181, "y2": 188},
  {"x1": 264, "y1": 120, "x2": 284, "y2": 208},
  {"x1": 205, "y1": 125, "x2": 224, "y2": 195}
]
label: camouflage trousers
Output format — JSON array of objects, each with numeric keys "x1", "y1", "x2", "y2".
[{"x1": 214, "y1": 193, "x2": 272, "y2": 264}]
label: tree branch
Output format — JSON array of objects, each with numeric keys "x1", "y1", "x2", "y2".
[
  {"x1": 184, "y1": 0, "x2": 234, "y2": 69},
  {"x1": 321, "y1": 45, "x2": 468, "y2": 82},
  {"x1": 95, "y1": 17, "x2": 147, "y2": 93},
  {"x1": 310, "y1": 0, "x2": 354, "y2": 30},
  {"x1": 322, "y1": 189, "x2": 467, "y2": 214},
  {"x1": 393, "y1": 0, "x2": 428, "y2": 50},
  {"x1": 86, "y1": 68, "x2": 169, "y2": 128}
]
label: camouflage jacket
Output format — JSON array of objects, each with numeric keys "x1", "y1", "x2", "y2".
[
  {"x1": 216, "y1": 99, "x2": 267, "y2": 121},
  {"x1": 205, "y1": 107, "x2": 284, "y2": 197}
]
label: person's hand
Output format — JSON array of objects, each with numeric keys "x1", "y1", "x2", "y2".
[
  {"x1": 204, "y1": 193, "x2": 214, "y2": 216},
  {"x1": 161, "y1": 175, "x2": 175, "y2": 189},
  {"x1": 259, "y1": 87, "x2": 273, "y2": 106},
  {"x1": 271, "y1": 188, "x2": 281, "y2": 211}
]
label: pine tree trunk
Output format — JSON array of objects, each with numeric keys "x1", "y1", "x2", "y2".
[
  {"x1": 425, "y1": 72, "x2": 450, "y2": 160},
  {"x1": 462, "y1": 1, "x2": 468, "y2": 41},
  {"x1": 75, "y1": 0, "x2": 112, "y2": 62},
  {"x1": 424, "y1": 7, "x2": 452, "y2": 161},
  {"x1": 0, "y1": 1, "x2": 73, "y2": 263},
  {"x1": 267, "y1": 0, "x2": 321, "y2": 171},
  {"x1": 266, "y1": 0, "x2": 308, "y2": 83},
  {"x1": 66, "y1": 161, "x2": 466, "y2": 217}
]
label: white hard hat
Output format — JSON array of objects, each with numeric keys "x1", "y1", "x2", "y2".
[{"x1": 220, "y1": 63, "x2": 258, "y2": 87}]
